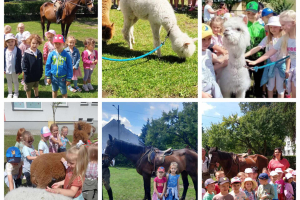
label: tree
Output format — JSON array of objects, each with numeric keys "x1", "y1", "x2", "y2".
[
  {"x1": 52, "y1": 102, "x2": 62, "y2": 123},
  {"x1": 139, "y1": 119, "x2": 150, "y2": 143}
]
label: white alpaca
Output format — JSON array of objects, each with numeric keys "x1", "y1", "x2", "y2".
[
  {"x1": 5, "y1": 187, "x2": 72, "y2": 200},
  {"x1": 120, "y1": 0, "x2": 197, "y2": 58},
  {"x1": 218, "y1": 17, "x2": 251, "y2": 98}
]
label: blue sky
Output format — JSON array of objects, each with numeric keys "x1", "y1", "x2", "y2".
[
  {"x1": 102, "y1": 102, "x2": 184, "y2": 135},
  {"x1": 202, "y1": 102, "x2": 243, "y2": 128}
]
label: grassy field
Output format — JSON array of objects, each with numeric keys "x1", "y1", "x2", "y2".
[
  {"x1": 102, "y1": 167, "x2": 197, "y2": 199},
  {"x1": 102, "y1": 5, "x2": 198, "y2": 98},
  {"x1": 4, "y1": 18, "x2": 98, "y2": 98}
]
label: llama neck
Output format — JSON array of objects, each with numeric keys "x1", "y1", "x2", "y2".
[{"x1": 168, "y1": 25, "x2": 183, "y2": 41}]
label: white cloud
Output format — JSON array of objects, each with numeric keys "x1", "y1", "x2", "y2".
[
  {"x1": 150, "y1": 106, "x2": 155, "y2": 110},
  {"x1": 169, "y1": 103, "x2": 180, "y2": 109},
  {"x1": 102, "y1": 112, "x2": 109, "y2": 119},
  {"x1": 102, "y1": 120, "x2": 109, "y2": 127},
  {"x1": 215, "y1": 112, "x2": 221, "y2": 116},
  {"x1": 201, "y1": 103, "x2": 215, "y2": 115},
  {"x1": 102, "y1": 114, "x2": 133, "y2": 128}
]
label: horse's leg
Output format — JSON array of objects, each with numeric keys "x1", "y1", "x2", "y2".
[
  {"x1": 61, "y1": 23, "x2": 65, "y2": 38},
  {"x1": 191, "y1": 175, "x2": 198, "y2": 200},
  {"x1": 41, "y1": 17, "x2": 45, "y2": 40},
  {"x1": 65, "y1": 23, "x2": 72, "y2": 40},
  {"x1": 47, "y1": 20, "x2": 51, "y2": 32},
  {"x1": 180, "y1": 171, "x2": 189, "y2": 200},
  {"x1": 149, "y1": 22, "x2": 162, "y2": 57},
  {"x1": 142, "y1": 173, "x2": 151, "y2": 200}
]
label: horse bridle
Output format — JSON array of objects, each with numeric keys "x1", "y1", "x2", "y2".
[
  {"x1": 209, "y1": 153, "x2": 234, "y2": 177},
  {"x1": 67, "y1": 0, "x2": 94, "y2": 8}
]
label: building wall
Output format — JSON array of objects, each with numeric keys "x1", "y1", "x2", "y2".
[{"x1": 283, "y1": 136, "x2": 295, "y2": 156}]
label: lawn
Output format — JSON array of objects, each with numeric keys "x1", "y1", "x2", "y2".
[
  {"x1": 4, "y1": 18, "x2": 98, "y2": 98},
  {"x1": 102, "y1": 5, "x2": 198, "y2": 98},
  {"x1": 102, "y1": 167, "x2": 197, "y2": 199}
]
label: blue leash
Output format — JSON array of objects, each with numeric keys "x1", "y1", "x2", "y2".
[
  {"x1": 102, "y1": 32, "x2": 170, "y2": 62},
  {"x1": 252, "y1": 55, "x2": 290, "y2": 72}
]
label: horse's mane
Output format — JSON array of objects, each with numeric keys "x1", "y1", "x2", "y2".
[
  {"x1": 209, "y1": 147, "x2": 233, "y2": 160},
  {"x1": 112, "y1": 138, "x2": 145, "y2": 154}
]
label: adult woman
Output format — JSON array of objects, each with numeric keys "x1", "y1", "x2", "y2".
[
  {"x1": 203, "y1": 0, "x2": 221, "y2": 24},
  {"x1": 267, "y1": 147, "x2": 290, "y2": 177}
]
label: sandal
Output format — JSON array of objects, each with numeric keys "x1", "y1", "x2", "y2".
[
  {"x1": 68, "y1": 85, "x2": 77, "y2": 93},
  {"x1": 74, "y1": 86, "x2": 82, "y2": 92}
]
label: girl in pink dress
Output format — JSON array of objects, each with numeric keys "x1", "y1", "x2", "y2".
[
  {"x1": 153, "y1": 167, "x2": 167, "y2": 200},
  {"x1": 49, "y1": 124, "x2": 63, "y2": 153}
]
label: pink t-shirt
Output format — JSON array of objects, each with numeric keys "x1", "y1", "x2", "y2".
[
  {"x1": 275, "y1": 179, "x2": 285, "y2": 194},
  {"x1": 267, "y1": 158, "x2": 290, "y2": 172},
  {"x1": 49, "y1": 135, "x2": 59, "y2": 153},
  {"x1": 154, "y1": 177, "x2": 167, "y2": 193},
  {"x1": 211, "y1": 35, "x2": 223, "y2": 47},
  {"x1": 43, "y1": 41, "x2": 55, "y2": 63}
]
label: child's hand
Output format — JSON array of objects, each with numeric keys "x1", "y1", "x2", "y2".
[
  {"x1": 202, "y1": 92, "x2": 212, "y2": 98},
  {"x1": 246, "y1": 59, "x2": 257, "y2": 66},
  {"x1": 94, "y1": 59, "x2": 98, "y2": 65},
  {"x1": 4, "y1": 71, "x2": 6, "y2": 74},
  {"x1": 73, "y1": 67, "x2": 76, "y2": 70},
  {"x1": 165, "y1": 193, "x2": 168, "y2": 197},
  {"x1": 66, "y1": 81, "x2": 71, "y2": 86},
  {"x1": 285, "y1": 70, "x2": 290, "y2": 78},
  {"x1": 51, "y1": 182, "x2": 62, "y2": 189},
  {"x1": 46, "y1": 186, "x2": 59, "y2": 194},
  {"x1": 61, "y1": 157, "x2": 66, "y2": 163},
  {"x1": 47, "y1": 79, "x2": 52, "y2": 84}
]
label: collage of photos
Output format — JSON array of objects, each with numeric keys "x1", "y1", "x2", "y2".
[{"x1": 1, "y1": 0, "x2": 297, "y2": 200}]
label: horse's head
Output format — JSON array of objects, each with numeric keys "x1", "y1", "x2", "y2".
[
  {"x1": 104, "y1": 134, "x2": 120, "y2": 160},
  {"x1": 81, "y1": 0, "x2": 94, "y2": 12},
  {"x1": 208, "y1": 147, "x2": 220, "y2": 174}
]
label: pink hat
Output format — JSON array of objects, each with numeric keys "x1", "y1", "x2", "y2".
[
  {"x1": 45, "y1": 30, "x2": 56, "y2": 37},
  {"x1": 41, "y1": 126, "x2": 52, "y2": 137},
  {"x1": 5, "y1": 33, "x2": 16, "y2": 41},
  {"x1": 157, "y1": 167, "x2": 165, "y2": 172},
  {"x1": 53, "y1": 34, "x2": 65, "y2": 43},
  {"x1": 231, "y1": 177, "x2": 241, "y2": 184},
  {"x1": 22, "y1": 31, "x2": 31, "y2": 41}
]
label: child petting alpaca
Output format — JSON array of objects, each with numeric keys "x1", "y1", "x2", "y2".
[
  {"x1": 284, "y1": 173, "x2": 294, "y2": 200},
  {"x1": 165, "y1": 162, "x2": 180, "y2": 200},
  {"x1": 153, "y1": 166, "x2": 167, "y2": 200},
  {"x1": 38, "y1": 126, "x2": 51, "y2": 155},
  {"x1": 49, "y1": 124, "x2": 63, "y2": 153},
  {"x1": 58, "y1": 126, "x2": 72, "y2": 153},
  {"x1": 22, "y1": 131, "x2": 39, "y2": 187},
  {"x1": 46, "y1": 140, "x2": 88, "y2": 200},
  {"x1": 65, "y1": 36, "x2": 82, "y2": 92},
  {"x1": 15, "y1": 23, "x2": 25, "y2": 46},
  {"x1": 247, "y1": 10, "x2": 296, "y2": 98},
  {"x1": 81, "y1": 38, "x2": 98, "y2": 92}
]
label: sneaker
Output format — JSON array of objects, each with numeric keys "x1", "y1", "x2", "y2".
[
  {"x1": 174, "y1": 7, "x2": 178, "y2": 12},
  {"x1": 13, "y1": 94, "x2": 18, "y2": 98},
  {"x1": 181, "y1": 7, "x2": 186, "y2": 12},
  {"x1": 21, "y1": 79, "x2": 25, "y2": 85},
  {"x1": 82, "y1": 84, "x2": 89, "y2": 92},
  {"x1": 117, "y1": 7, "x2": 121, "y2": 11},
  {"x1": 188, "y1": 7, "x2": 195, "y2": 11},
  {"x1": 87, "y1": 83, "x2": 94, "y2": 90},
  {"x1": 75, "y1": 86, "x2": 82, "y2": 92},
  {"x1": 7, "y1": 94, "x2": 13, "y2": 98},
  {"x1": 44, "y1": 78, "x2": 49, "y2": 86}
]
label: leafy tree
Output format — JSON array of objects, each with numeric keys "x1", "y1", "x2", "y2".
[{"x1": 139, "y1": 118, "x2": 150, "y2": 143}]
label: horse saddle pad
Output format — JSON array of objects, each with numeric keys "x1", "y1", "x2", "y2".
[{"x1": 148, "y1": 148, "x2": 173, "y2": 165}]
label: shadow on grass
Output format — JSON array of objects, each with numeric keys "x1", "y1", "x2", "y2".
[
  {"x1": 177, "y1": 10, "x2": 198, "y2": 20},
  {"x1": 76, "y1": 17, "x2": 98, "y2": 26}
]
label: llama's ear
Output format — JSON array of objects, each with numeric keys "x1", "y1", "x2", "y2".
[
  {"x1": 192, "y1": 38, "x2": 198, "y2": 42},
  {"x1": 184, "y1": 43, "x2": 190, "y2": 48},
  {"x1": 111, "y1": 23, "x2": 114, "y2": 27}
]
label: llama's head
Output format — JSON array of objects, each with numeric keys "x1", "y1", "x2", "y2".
[
  {"x1": 102, "y1": 23, "x2": 115, "y2": 41},
  {"x1": 171, "y1": 32, "x2": 197, "y2": 58},
  {"x1": 223, "y1": 17, "x2": 250, "y2": 52}
]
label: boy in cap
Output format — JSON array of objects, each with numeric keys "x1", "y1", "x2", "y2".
[
  {"x1": 212, "y1": 177, "x2": 234, "y2": 200},
  {"x1": 261, "y1": 8, "x2": 275, "y2": 25},
  {"x1": 245, "y1": 1, "x2": 266, "y2": 98},
  {"x1": 229, "y1": 177, "x2": 247, "y2": 200},
  {"x1": 269, "y1": 171, "x2": 279, "y2": 200},
  {"x1": 214, "y1": 171, "x2": 225, "y2": 194},
  {"x1": 4, "y1": 147, "x2": 23, "y2": 191},
  {"x1": 257, "y1": 173, "x2": 275, "y2": 200},
  {"x1": 45, "y1": 34, "x2": 73, "y2": 98},
  {"x1": 204, "y1": 178, "x2": 216, "y2": 200}
]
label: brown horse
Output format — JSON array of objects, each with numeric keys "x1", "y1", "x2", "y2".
[
  {"x1": 40, "y1": 0, "x2": 94, "y2": 40},
  {"x1": 105, "y1": 135, "x2": 198, "y2": 200},
  {"x1": 208, "y1": 147, "x2": 269, "y2": 179}
]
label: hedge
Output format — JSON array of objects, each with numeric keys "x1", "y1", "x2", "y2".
[
  {"x1": 266, "y1": 156, "x2": 296, "y2": 170},
  {"x1": 5, "y1": 1, "x2": 98, "y2": 22}
]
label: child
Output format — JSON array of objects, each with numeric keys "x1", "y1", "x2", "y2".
[
  {"x1": 58, "y1": 126, "x2": 72, "y2": 152},
  {"x1": 22, "y1": 131, "x2": 38, "y2": 187},
  {"x1": 38, "y1": 126, "x2": 51, "y2": 155},
  {"x1": 81, "y1": 38, "x2": 98, "y2": 92},
  {"x1": 291, "y1": 171, "x2": 296, "y2": 200},
  {"x1": 275, "y1": 168, "x2": 285, "y2": 200},
  {"x1": 245, "y1": 1, "x2": 266, "y2": 98},
  {"x1": 46, "y1": 140, "x2": 88, "y2": 199},
  {"x1": 65, "y1": 36, "x2": 82, "y2": 92},
  {"x1": 49, "y1": 124, "x2": 63, "y2": 153},
  {"x1": 257, "y1": 173, "x2": 275, "y2": 200},
  {"x1": 262, "y1": 8, "x2": 275, "y2": 26},
  {"x1": 4, "y1": 25, "x2": 12, "y2": 38},
  {"x1": 214, "y1": 171, "x2": 225, "y2": 194},
  {"x1": 269, "y1": 171, "x2": 279, "y2": 200},
  {"x1": 247, "y1": 10, "x2": 296, "y2": 98},
  {"x1": 212, "y1": 177, "x2": 234, "y2": 200},
  {"x1": 4, "y1": 147, "x2": 23, "y2": 191},
  {"x1": 237, "y1": 172, "x2": 246, "y2": 183},
  {"x1": 209, "y1": 16, "x2": 228, "y2": 56},
  {"x1": 18, "y1": 31, "x2": 31, "y2": 56},
  {"x1": 14, "y1": 128, "x2": 25, "y2": 160},
  {"x1": 203, "y1": 178, "x2": 216, "y2": 200},
  {"x1": 165, "y1": 162, "x2": 180, "y2": 200},
  {"x1": 202, "y1": 24, "x2": 226, "y2": 98},
  {"x1": 22, "y1": 34, "x2": 43, "y2": 98},
  {"x1": 15, "y1": 23, "x2": 25, "y2": 46},
  {"x1": 153, "y1": 166, "x2": 167, "y2": 200},
  {"x1": 242, "y1": 177, "x2": 257, "y2": 200},
  {"x1": 245, "y1": 168, "x2": 254, "y2": 179},
  {"x1": 45, "y1": 34, "x2": 73, "y2": 98},
  {"x1": 284, "y1": 173, "x2": 294, "y2": 200},
  {"x1": 245, "y1": 16, "x2": 285, "y2": 98},
  {"x1": 4, "y1": 33, "x2": 22, "y2": 98},
  {"x1": 43, "y1": 30, "x2": 56, "y2": 85},
  {"x1": 229, "y1": 177, "x2": 248, "y2": 200},
  {"x1": 82, "y1": 144, "x2": 98, "y2": 200}
]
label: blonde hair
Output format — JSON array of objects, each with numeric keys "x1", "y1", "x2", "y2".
[
  {"x1": 279, "y1": 10, "x2": 296, "y2": 57},
  {"x1": 88, "y1": 145, "x2": 98, "y2": 162},
  {"x1": 26, "y1": 34, "x2": 43, "y2": 46},
  {"x1": 83, "y1": 38, "x2": 96, "y2": 50},
  {"x1": 209, "y1": 16, "x2": 225, "y2": 34},
  {"x1": 22, "y1": 131, "x2": 34, "y2": 143},
  {"x1": 4, "y1": 38, "x2": 18, "y2": 48},
  {"x1": 237, "y1": 172, "x2": 245, "y2": 177},
  {"x1": 266, "y1": 25, "x2": 284, "y2": 48},
  {"x1": 215, "y1": 171, "x2": 224, "y2": 177},
  {"x1": 168, "y1": 162, "x2": 179, "y2": 174},
  {"x1": 4, "y1": 25, "x2": 11, "y2": 34},
  {"x1": 66, "y1": 145, "x2": 88, "y2": 188},
  {"x1": 66, "y1": 36, "x2": 76, "y2": 45},
  {"x1": 17, "y1": 23, "x2": 25, "y2": 32}
]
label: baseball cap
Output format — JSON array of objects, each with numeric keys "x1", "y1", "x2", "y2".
[
  {"x1": 45, "y1": 30, "x2": 56, "y2": 37},
  {"x1": 53, "y1": 34, "x2": 65, "y2": 43},
  {"x1": 218, "y1": 177, "x2": 230, "y2": 185},
  {"x1": 246, "y1": 1, "x2": 259, "y2": 13},
  {"x1": 231, "y1": 177, "x2": 241, "y2": 184},
  {"x1": 270, "y1": 171, "x2": 278, "y2": 176},
  {"x1": 41, "y1": 126, "x2": 52, "y2": 137},
  {"x1": 245, "y1": 168, "x2": 253, "y2": 174},
  {"x1": 205, "y1": 178, "x2": 216, "y2": 187},
  {"x1": 157, "y1": 166, "x2": 165, "y2": 172},
  {"x1": 262, "y1": 8, "x2": 275, "y2": 17},
  {"x1": 5, "y1": 33, "x2": 16, "y2": 41},
  {"x1": 285, "y1": 168, "x2": 294, "y2": 173},
  {"x1": 285, "y1": 173, "x2": 293, "y2": 180},
  {"x1": 275, "y1": 168, "x2": 283, "y2": 173},
  {"x1": 258, "y1": 173, "x2": 269, "y2": 180},
  {"x1": 6, "y1": 147, "x2": 21, "y2": 163},
  {"x1": 202, "y1": 24, "x2": 213, "y2": 39}
]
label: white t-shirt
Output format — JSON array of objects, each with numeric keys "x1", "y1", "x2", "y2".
[
  {"x1": 15, "y1": 32, "x2": 24, "y2": 46},
  {"x1": 202, "y1": 156, "x2": 209, "y2": 173},
  {"x1": 22, "y1": 145, "x2": 36, "y2": 173},
  {"x1": 38, "y1": 140, "x2": 49, "y2": 154},
  {"x1": 5, "y1": 162, "x2": 22, "y2": 176},
  {"x1": 204, "y1": 5, "x2": 214, "y2": 22},
  {"x1": 273, "y1": 37, "x2": 296, "y2": 69},
  {"x1": 258, "y1": 36, "x2": 281, "y2": 62},
  {"x1": 202, "y1": 50, "x2": 216, "y2": 89},
  {"x1": 5, "y1": 46, "x2": 17, "y2": 74}
]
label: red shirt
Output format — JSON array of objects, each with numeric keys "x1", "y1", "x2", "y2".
[
  {"x1": 215, "y1": 183, "x2": 220, "y2": 194},
  {"x1": 154, "y1": 177, "x2": 167, "y2": 193},
  {"x1": 267, "y1": 158, "x2": 290, "y2": 172},
  {"x1": 64, "y1": 168, "x2": 84, "y2": 198}
]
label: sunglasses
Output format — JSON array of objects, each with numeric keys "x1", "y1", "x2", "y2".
[{"x1": 28, "y1": 140, "x2": 34, "y2": 143}]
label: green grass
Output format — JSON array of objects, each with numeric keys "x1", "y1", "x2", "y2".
[
  {"x1": 4, "y1": 18, "x2": 98, "y2": 98},
  {"x1": 103, "y1": 167, "x2": 197, "y2": 199},
  {"x1": 102, "y1": 6, "x2": 198, "y2": 98}
]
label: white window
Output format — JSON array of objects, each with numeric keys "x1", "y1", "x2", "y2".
[
  {"x1": 81, "y1": 102, "x2": 88, "y2": 105},
  {"x1": 56, "y1": 102, "x2": 68, "y2": 107},
  {"x1": 13, "y1": 102, "x2": 42, "y2": 110}
]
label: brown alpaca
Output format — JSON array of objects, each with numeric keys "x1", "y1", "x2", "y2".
[
  {"x1": 72, "y1": 121, "x2": 96, "y2": 145},
  {"x1": 102, "y1": 0, "x2": 115, "y2": 41}
]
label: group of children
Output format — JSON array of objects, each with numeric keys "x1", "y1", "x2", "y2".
[
  {"x1": 4, "y1": 125, "x2": 98, "y2": 200},
  {"x1": 203, "y1": 167, "x2": 296, "y2": 200},
  {"x1": 202, "y1": 1, "x2": 296, "y2": 98},
  {"x1": 4, "y1": 23, "x2": 98, "y2": 98}
]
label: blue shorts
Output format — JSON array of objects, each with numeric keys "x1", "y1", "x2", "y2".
[{"x1": 51, "y1": 76, "x2": 67, "y2": 95}]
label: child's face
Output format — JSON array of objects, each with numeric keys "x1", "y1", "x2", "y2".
[
  {"x1": 259, "y1": 179, "x2": 268, "y2": 185},
  {"x1": 206, "y1": 183, "x2": 215, "y2": 193},
  {"x1": 231, "y1": 182, "x2": 241, "y2": 192},
  {"x1": 6, "y1": 39, "x2": 16, "y2": 48},
  {"x1": 43, "y1": 136, "x2": 50, "y2": 141},
  {"x1": 67, "y1": 157, "x2": 77, "y2": 169},
  {"x1": 216, "y1": 173, "x2": 225, "y2": 181},
  {"x1": 5, "y1": 29, "x2": 11, "y2": 34},
  {"x1": 270, "y1": 175, "x2": 278, "y2": 182},
  {"x1": 67, "y1": 40, "x2": 75, "y2": 49},
  {"x1": 18, "y1": 26, "x2": 25, "y2": 33},
  {"x1": 245, "y1": 181, "x2": 253, "y2": 191},
  {"x1": 30, "y1": 39, "x2": 39, "y2": 51},
  {"x1": 87, "y1": 43, "x2": 95, "y2": 51},
  {"x1": 170, "y1": 165, "x2": 177, "y2": 174},
  {"x1": 293, "y1": 175, "x2": 296, "y2": 181},
  {"x1": 238, "y1": 175, "x2": 245, "y2": 182},
  {"x1": 46, "y1": 34, "x2": 54, "y2": 43},
  {"x1": 246, "y1": 11, "x2": 258, "y2": 23},
  {"x1": 262, "y1": 13, "x2": 273, "y2": 24},
  {"x1": 25, "y1": 138, "x2": 34, "y2": 147},
  {"x1": 280, "y1": 20, "x2": 295, "y2": 33},
  {"x1": 277, "y1": 172, "x2": 283, "y2": 180},
  {"x1": 54, "y1": 42, "x2": 64, "y2": 52},
  {"x1": 52, "y1": 126, "x2": 59, "y2": 136},
  {"x1": 202, "y1": 36, "x2": 212, "y2": 51},
  {"x1": 62, "y1": 128, "x2": 68, "y2": 137},
  {"x1": 288, "y1": 177, "x2": 293, "y2": 183},
  {"x1": 158, "y1": 171, "x2": 164, "y2": 178},
  {"x1": 219, "y1": 183, "x2": 229, "y2": 193},
  {"x1": 269, "y1": 26, "x2": 281, "y2": 36},
  {"x1": 211, "y1": 22, "x2": 222, "y2": 35},
  {"x1": 246, "y1": 173, "x2": 254, "y2": 179}
]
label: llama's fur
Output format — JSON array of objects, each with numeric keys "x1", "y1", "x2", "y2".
[
  {"x1": 72, "y1": 121, "x2": 96, "y2": 145},
  {"x1": 218, "y1": 17, "x2": 251, "y2": 98},
  {"x1": 102, "y1": 0, "x2": 115, "y2": 41},
  {"x1": 5, "y1": 187, "x2": 72, "y2": 200},
  {"x1": 120, "y1": 0, "x2": 197, "y2": 58}
]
